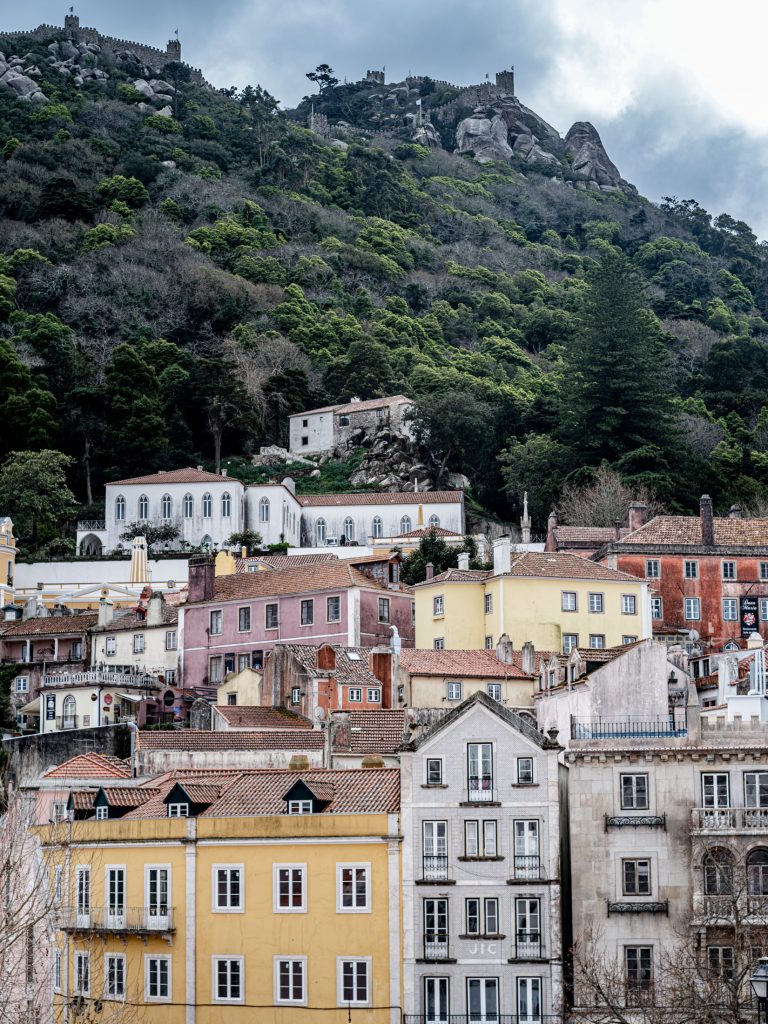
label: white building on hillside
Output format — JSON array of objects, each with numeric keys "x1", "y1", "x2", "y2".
[
  {"x1": 299, "y1": 490, "x2": 465, "y2": 547},
  {"x1": 289, "y1": 394, "x2": 413, "y2": 455}
]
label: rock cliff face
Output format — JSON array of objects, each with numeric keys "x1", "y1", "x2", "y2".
[{"x1": 456, "y1": 96, "x2": 634, "y2": 193}]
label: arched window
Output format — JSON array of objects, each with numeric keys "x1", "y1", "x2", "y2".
[
  {"x1": 344, "y1": 517, "x2": 355, "y2": 542},
  {"x1": 183, "y1": 493, "x2": 193, "y2": 519},
  {"x1": 259, "y1": 497, "x2": 270, "y2": 523},
  {"x1": 221, "y1": 492, "x2": 231, "y2": 518},
  {"x1": 429, "y1": 514, "x2": 440, "y2": 529},
  {"x1": 62, "y1": 694, "x2": 76, "y2": 727},
  {"x1": 201, "y1": 535, "x2": 213, "y2": 550},
  {"x1": 202, "y1": 493, "x2": 212, "y2": 519},
  {"x1": 161, "y1": 494, "x2": 172, "y2": 520},
  {"x1": 748, "y1": 849, "x2": 768, "y2": 895},
  {"x1": 703, "y1": 848, "x2": 733, "y2": 895},
  {"x1": 723, "y1": 640, "x2": 740, "y2": 652},
  {"x1": 400, "y1": 515, "x2": 412, "y2": 534},
  {"x1": 138, "y1": 495, "x2": 149, "y2": 520},
  {"x1": 316, "y1": 518, "x2": 326, "y2": 545},
  {"x1": 115, "y1": 495, "x2": 126, "y2": 521},
  {"x1": 372, "y1": 516, "x2": 383, "y2": 539}
]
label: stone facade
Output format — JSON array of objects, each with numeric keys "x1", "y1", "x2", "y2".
[{"x1": 289, "y1": 395, "x2": 413, "y2": 455}]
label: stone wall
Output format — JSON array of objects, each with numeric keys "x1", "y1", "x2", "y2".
[{"x1": 3, "y1": 723, "x2": 132, "y2": 791}]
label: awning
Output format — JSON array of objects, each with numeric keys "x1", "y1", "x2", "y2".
[
  {"x1": 117, "y1": 693, "x2": 143, "y2": 703},
  {"x1": 19, "y1": 697, "x2": 40, "y2": 715}
]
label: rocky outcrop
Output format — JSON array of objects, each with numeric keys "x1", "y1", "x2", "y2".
[
  {"x1": 412, "y1": 121, "x2": 441, "y2": 148},
  {"x1": 0, "y1": 54, "x2": 47, "y2": 102},
  {"x1": 564, "y1": 121, "x2": 636, "y2": 193},
  {"x1": 345, "y1": 430, "x2": 438, "y2": 492},
  {"x1": 456, "y1": 109, "x2": 514, "y2": 163}
]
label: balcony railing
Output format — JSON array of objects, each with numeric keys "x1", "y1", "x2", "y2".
[
  {"x1": 423, "y1": 937, "x2": 451, "y2": 961},
  {"x1": 421, "y1": 855, "x2": 449, "y2": 881},
  {"x1": 55, "y1": 716, "x2": 79, "y2": 730},
  {"x1": 607, "y1": 901, "x2": 669, "y2": 915},
  {"x1": 58, "y1": 906, "x2": 174, "y2": 933},
  {"x1": 511, "y1": 856, "x2": 542, "y2": 881},
  {"x1": 404, "y1": 1016, "x2": 560, "y2": 1023},
  {"x1": 513, "y1": 931, "x2": 543, "y2": 959},
  {"x1": 692, "y1": 807, "x2": 768, "y2": 831},
  {"x1": 466, "y1": 778, "x2": 495, "y2": 803},
  {"x1": 77, "y1": 521, "x2": 106, "y2": 531},
  {"x1": 571, "y1": 715, "x2": 686, "y2": 740},
  {"x1": 42, "y1": 670, "x2": 159, "y2": 690}
]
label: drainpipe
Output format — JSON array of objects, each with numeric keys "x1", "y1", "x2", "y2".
[{"x1": 126, "y1": 721, "x2": 139, "y2": 778}]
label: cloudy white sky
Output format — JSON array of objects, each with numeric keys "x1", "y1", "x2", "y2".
[{"x1": 14, "y1": 1, "x2": 768, "y2": 236}]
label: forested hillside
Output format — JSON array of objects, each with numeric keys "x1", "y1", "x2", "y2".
[{"x1": 2, "y1": 26, "x2": 767, "y2": 554}]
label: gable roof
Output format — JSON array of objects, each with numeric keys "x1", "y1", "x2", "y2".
[
  {"x1": 43, "y1": 753, "x2": 131, "y2": 779},
  {"x1": 109, "y1": 467, "x2": 230, "y2": 486},
  {"x1": 398, "y1": 526, "x2": 464, "y2": 539},
  {"x1": 275, "y1": 644, "x2": 380, "y2": 686},
  {"x1": 164, "y1": 781, "x2": 222, "y2": 806},
  {"x1": 403, "y1": 689, "x2": 559, "y2": 751},
  {"x1": 399, "y1": 648, "x2": 541, "y2": 679},
  {"x1": 0, "y1": 613, "x2": 98, "y2": 637},
  {"x1": 236, "y1": 554, "x2": 338, "y2": 573},
  {"x1": 202, "y1": 563, "x2": 387, "y2": 603},
  {"x1": 136, "y1": 729, "x2": 325, "y2": 751},
  {"x1": 616, "y1": 515, "x2": 768, "y2": 548},
  {"x1": 91, "y1": 604, "x2": 178, "y2": 633},
  {"x1": 213, "y1": 706, "x2": 312, "y2": 729},
  {"x1": 97, "y1": 786, "x2": 160, "y2": 808},
  {"x1": 553, "y1": 526, "x2": 630, "y2": 546},
  {"x1": 297, "y1": 491, "x2": 462, "y2": 508},
  {"x1": 416, "y1": 551, "x2": 642, "y2": 587},
  {"x1": 290, "y1": 395, "x2": 412, "y2": 418},
  {"x1": 334, "y1": 710, "x2": 407, "y2": 754}
]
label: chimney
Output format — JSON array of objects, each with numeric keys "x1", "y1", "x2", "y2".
[
  {"x1": 221, "y1": 468, "x2": 228, "y2": 477},
  {"x1": 98, "y1": 597, "x2": 114, "y2": 628},
  {"x1": 147, "y1": 592, "x2": 164, "y2": 627},
  {"x1": 628, "y1": 501, "x2": 648, "y2": 532},
  {"x1": 425, "y1": 562, "x2": 434, "y2": 581},
  {"x1": 520, "y1": 491, "x2": 531, "y2": 545},
  {"x1": 281, "y1": 477, "x2": 296, "y2": 495},
  {"x1": 728, "y1": 504, "x2": 743, "y2": 519},
  {"x1": 197, "y1": 465, "x2": 203, "y2": 471},
  {"x1": 370, "y1": 649, "x2": 393, "y2": 707},
  {"x1": 317, "y1": 644, "x2": 336, "y2": 671},
  {"x1": 700, "y1": 495, "x2": 715, "y2": 546},
  {"x1": 614, "y1": 519, "x2": 622, "y2": 541},
  {"x1": 544, "y1": 510, "x2": 558, "y2": 552},
  {"x1": 521, "y1": 640, "x2": 535, "y2": 676},
  {"x1": 495, "y1": 633, "x2": 514, "y2": 664},
  {"x1": 492, "y1": 536, "x2": 511, "y2": 575},
  {"x1": 188, "y1": 554, "x2": 216, "y2": 603},
  {"x1": 457, "y1": 552, "x2": 470, "y2": 571}
]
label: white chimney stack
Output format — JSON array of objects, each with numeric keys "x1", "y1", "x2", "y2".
[
  {"x1": 98, "y1": 597, "x2": 114, "y2": 628},
  {"x1": 457, "y1": 552, "x2": 469, "y2": 570},
  {"x1": 492, "y1": 536, "x2": 511, "y2": 575}
]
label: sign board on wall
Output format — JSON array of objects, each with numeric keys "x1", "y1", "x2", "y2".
[
  {"x1": 45, "y1": 694, "x2": 56, "y2": 720},
  {"x1": 741, "y1": 596, "x2": 759, "y2": 637}
]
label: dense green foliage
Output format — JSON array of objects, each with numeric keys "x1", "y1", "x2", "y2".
[{"x1": 2, "y1": 33, "x2": 768, "y2": 554}]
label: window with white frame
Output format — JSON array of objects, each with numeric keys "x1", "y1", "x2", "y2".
[
  {"x1": 275, "y1": 865, "x2": 306, "y2": 911},
  {"x1": 209, "y1": 610, "x2": 223, "y2": 635},
  {"x1": 761, "y1": 562, "x2": 768, "y2": 581},
  {"x1": 517, "y1": 757, "x2": 534, "y2": 785},
  {"x1": 646, "y1": 559, "x2": 660, "y2": 578},
  {"x1": 723, "y1": 598, "x2": 738, "y2": 621},
  {"x1": 400, "y1": 515, "x2": 412, "y2": 534},
  {"x1": 208, "y1": 655, "x2": 223, "y2": 683},
  {"x1": 563, "y1": 633, "x2": 578, "y2": 654},
  {"x1": 589, "y1": 634, "x2": 605, "y2": 649},
  {"x1": 165, "y1": 630, "x2": 177, "y2": 651},
  {"x1": 651, "y1": 597, "x2": 663, "y2": 620},
  {"x1": 446, "y1": 681, "x2": 462, "y2": 701},
  {"x1": 133, "y1": 633, "x2": 145, "y2": 654},
  {"x1": 761, "y1": 599, "x2": 768, "y2": 624},
  {"x1": 485, "y1": 635, "x2": 494, "y2": 649},
  {"x1": 138, "y1": 495, "x2": 149, "y2": 520},
  {"x1": 316, "y1": 517, "x2": 326, "y2": 543},
  {"x1": 221, "y1": 492, "x2": 231, "y2": 518},
  {"x1": 622, "y1": 635, "x2": 638, "y2": 645},
  {"x1": 622, "y1": 594, "x2": 637, "y2": 615},
  {"x1": 275, "y1": 957, "x2": 306, "y2": 1005},
  {"x1": 96, "y1": 806, "x2": 108, "y2": 820},
  {"x1": 344, "y1": 517, "x2": 355, "y2": 542},
  {"x1": 202, "y1": 493, "x2": 212, "y2": 518},
  {"x1": 213, "y1": 866, "x2": 243, "y2": 911},
  {"x1": 433, "y1": 637, "x2": 445, "y2": 650},
  {"x1": 74, "y1": 951, "x2": 90, "y2": 995},
  {"x1": 288, "y1": 800, "x2": 313, "y2": 814},
  {"x1": 146, "y1": 956, "x2": 171, "y2": 1000},
  {"x1": 213, "y1": 956, "x2": 243, "y2": 1003},
  {"x1": 426, "y1": 759, "x2": 443, "y2": 785},
  {"x1": 291, "y1": 687, "x2": 301, "y2": 705},
  {"x1": 338, "y1": 959, "x2": 370, "y2": 1007},
  {"x1": 684, "y1": 560, "x2": 699, "y2": 579},
  {"x1": 161, "y1": 494, "x2": 172, "y2": 520},
  {"x1": 623, "y1": 858, "x2": 651, "y2": 895},
  {"x1": 429, "y1": 514, "x2": 440, "y2": 528},
  {"x1": 433, "y1": 595, "x2": 444, "y2": 616},
  {"x1": 167, "y1": 803, "x2": 189, "y2": 817},
  {"x1": 327, "y1": 596, "x2": 341, "y2": 622},
  {"x1": 621, "y1": 773, "x2": 649, "y2": 810},
  {"x1": 14, "y1": 676, "x2": 28, "y2": 693},
  {"x1": 183, "y1": 493, "x2": 193, "y2": 518},
  {"x1": 366, "y1": 687, "x2": 381, "y2": 702},
  {"x1": 348, "y1": 688, "x2": 362, "y2": 702},
  {"x1": 722, "y1": 560, "x2": 736, "y2": 580},
  {"x1": 105, "y1": 636, "x2": 117, "y2": 656},
  {"x1": 337, "y1": 864, "x2": 370, "y2": 912},
  {"x1": 372, "y1": 516, "x2": 383, "y2": 539},
  {"x1": 588, "y1": 592, "x2": 604, "y2": 613},
  {"x1": 685, "y1": 597, "x2": 701, "y2": 620},
  {"x1": 484, "y1": 593, "x2": 493, "y2": 614},
  {"x1": 378, "y1": 597, "x2": 390, "y2": 623},
  {"x1": 562, "y1": 591, "x2": 577, "y2": 612},
  {"x1": 465, "y1": 896, "x2": 500, "y2": 936},
  {"x1": 105, "y1": 954, "x2": 125, "y2": 999},
  {"x1": 467, "y1": 978, "x2": 499, "y2": 1021},
  {"x1": 464, "y1": 819, "x2": 498, "y2": 858},
  {"x1": 517, "y1": 977, "x2": 542, "y2": 1022},
  {"x1": 486, "y1": 683, "x2": 502, "y2": 701},
  {"x1": 300, "y1": 600, "x2": 314, "y2": 626},
  {"x1": 744, "y1": 772, "x2": 768, "y2": 808},
  {"x1": 702, "y1": 772, "x2": 730, "y2": 807},
  {"x1": 115, "y1": 495, "x2": 125, "y2": 521}
]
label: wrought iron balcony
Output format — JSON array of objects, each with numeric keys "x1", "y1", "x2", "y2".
[
  {"x1": 42, "y1": 670, "x2": 160, "y2": 690},
  {"x1": 423, "y1": 937, "x2": 451, "y2": 961},
  {"x1": 404, "y1": 1016, "x2": 560, "y2": 1023},
  {"x1": 421, "y1": 855, "x2": 450, "y2": 882},
  {"x1": 605, "y1": 813, "x2": 666, "y2": 830},
  {"x1": 512, "y1": 931, "x2": 543, "y2": 960},
  {"x1": 58, "y1": 906, "x2": 174, "y2": 933},
  {"x1": 692, "y1": 807, "x2": 768, "y2": 832},
  {"x1": 571, "y1": 714, "x2": 686, "y2": 740},
  {"x1": 607, "y1": 900, "x2": 668, "y2": 915},
  {"x1": 77, "y1": 520, "x2": 106, "y2": 531},
  {"x1": 465, "y1": 778, "x2": 496, "y2": 803},
  {"x1": 510, "y1": 856, "x2": 542, "y2": 881}
]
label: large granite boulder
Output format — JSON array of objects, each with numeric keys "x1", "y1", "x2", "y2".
[
  {"x1": 412, "y1": 121, "x2": 441, "y2": 148},
  {"x1": 0, "y1": 67, "x2": 47, "y2": 102},
  {"x1": 564, "y1": 121, "x2": 636, "y2": 192},
  {"x1": 456, "y1": 110, "x2": 514, "y2": 163}
]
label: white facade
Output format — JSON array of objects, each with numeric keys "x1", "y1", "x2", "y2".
[
  {"x1": 289, "y1": 409, "x2": 335, "y2": 455},
  {"x1": 90, "y1": 605, "x2": 180, "y2": 683},
  {"x1": 400, "y1": 692, "x2": 565, "y2": 1022},
  {"x1": 289, "y1": 395, "x2": 413, "y2": 455},
  {"x1": 244, "y1": 483, "x2": 301, "y2": 547},
  {"x1": 300, "y1": 494, "x2": 465, "y2": 548}
]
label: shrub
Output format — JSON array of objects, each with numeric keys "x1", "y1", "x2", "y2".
[{"x1": 144, "y1": 114, "x2": 182, "y2": 134}]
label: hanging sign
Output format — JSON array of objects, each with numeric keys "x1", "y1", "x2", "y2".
[{"x1": 741, "y1": 596, "x2": 759, "y2": 637}]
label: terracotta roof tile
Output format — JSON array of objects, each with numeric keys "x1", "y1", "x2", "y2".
[
  {"x1": 213, "y1": 706, "x2": 312, "y2": 729},
  {"x1": 398, "y1": 526, "x2": 463, "y2": 538},
  {"x1": 290, "y1": 395, "x2": 411, "y2": 417},
  {"x1": 276, "y1": 645, "x2": 380, "y2": 686},
  {"x1": 172, "y1": 782, "x2": 223, "y2": 804},
  {"x1": 554, "y1": 526, "x2": 630, "y2": 544},
  {"x1": 92, "y1": 605, "x2": 178, "y2": 633},
  {"x1": 109, "y1": 467, "x2": 228, "y2": 486},
  {"x1": 335, "y1": 710, "x2": 407, "y2": 754},
  {"x1": 236, "y1": 554, "x2": 338, "y2": 573},
  {"x1": 1, "y1": 613, "x2": 98, "y2": 637},
  {"x1": 204, "y1": 563, "x2": 387, "y2": 603},
  {"x1": 504, "y1": 551, "x2": 642, "y2": 582},
  {"x1": 69, "y1": 790, "x2": 97, "y2": 810},
  {"x1": 617, "y1": 515, "x2": 768, "y2": 547},
  {"x1": 101, "y1": 787, "x2": 159, "y2": 807},
  {"x1": 44, "y1": 754, "x2": 131, "y2": 779},
  {"x1": 297, "y1": 491, "x2": 462, "y2": 507},
  {"x1": 399, "y1": 648, "x2": 539, "y2": 679},
  {"x1": 137, "y1": 729, "x2": 325, "y2": 751},
  {"x1": 122, "y1": 773, "x2": 241, "y2": 818},
  {"x1": 420, "y1": 569, "x2": 491, "y2": 585}
]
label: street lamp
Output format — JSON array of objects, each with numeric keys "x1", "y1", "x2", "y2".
[{"x1": 750, "y1": 956, "x2": 768, "y2": 1023}]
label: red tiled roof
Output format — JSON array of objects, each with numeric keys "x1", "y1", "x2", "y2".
[
  {"x1": 92, "y1": 605, "x2": 178, "y2": 633},
  {"x1": 398, "y1": 526, "x2": 463, "y2": 538},
  {"x1": 399, "y1": 648, "x2": 539, "y2": 679},
  {"x1": 236, "y1": 554, "x2": 338, "y2": 573},
  {"x1": 618, "y1": 515, "x2": 768, "y2": 547},
  {"x1": 276, "y1": 645, "x2": 379, "y2": 686},
  {"x1": 44, "y1": 754, "x2": 131, "y2": 779},
  {"x1": 213, "y1": 706, "x2": 312, "y2": 729},
  {"x1": 336, "y1": 710, "x2": 407, "y2": 754},
  {"x1": 297, "y1": 491, "x2": 462, "y2": 507},
  {"x1": 173, "y1": 782, "x2": 223, "y2": 804},
  {"x1": 206, "y1": 563, "x2": 387, "y2": 603},
  {"x1": 291, "y1": 395, "x2": 411, "y2": 417},
  {"x1": 420, "y1": 568, "x2": 491, "y2": 585},
  {"x1": 1, "y1": 613, "x2": 98, "y2": 637},
  {"x1": 122, "y1": 772, "x2": 241, "y2": 818},
  {"x1": 69, "y1": 790, "x2": 97, "y2": 810},
  {"x1": 554, "y1": 526, "x2": 630, "y2": 544},
  {"x1": 109, "y1": 467, "x2": 228, "y2": 486},
  {"x1": 137, "y1": 730, "x2": 325, "y2": 750},
  {"x1": 101, "y1": 787, "x2": 159, "y2": 807},
  {"x1": 422, "y1": 552, "x2": 642, "y2": 586}
]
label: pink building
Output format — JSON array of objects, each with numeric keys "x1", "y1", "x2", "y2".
[{"x1": 179, "y1": 556, "x2": 414, "y2": 686}]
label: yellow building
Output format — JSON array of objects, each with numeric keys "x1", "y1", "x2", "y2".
[
  {"x1": 397, "y1": 645, "x2": 541, "y2": 708},
  {"x1": 0, "y1": 516, "x2": 16, "y2": 609},
  {"x1": 414, "y1": 543, "x2": 651, "y2": 654},
  {"x1": 40, "y1": 768, "x2": 402, "y2": 1024}
]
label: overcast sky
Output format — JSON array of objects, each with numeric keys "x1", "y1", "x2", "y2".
[{"x1": 14, "y1": 0, "x2": 768, "y2": 237}]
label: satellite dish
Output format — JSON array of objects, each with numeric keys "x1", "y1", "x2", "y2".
[
  {"x1": 688, "y1": 629, "x2": 700, "y2": 642},
  {"x1": 313, "y1": 707, "x2": 326, "y2": 721}
]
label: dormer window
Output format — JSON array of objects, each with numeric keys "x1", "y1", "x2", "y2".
[
  {"x1": 95, "y1": 806, "x2": 108, "y2": 820},
  {"x1": 168, "y1": 804, "x2": 189, "y2": 818},
  {"x1": 282, "y1": 778, "x2": 334, "y2": 815},
  {"x1": 288, "y1": 800, "x2": 313, "y2": 815}
]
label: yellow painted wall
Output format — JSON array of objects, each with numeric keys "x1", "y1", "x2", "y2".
[
  {"x1": 413, "y1": 581, "x2": 486, "y2": 649},
  {"x1": 216, "y1": 667, "x2": 263, "y2": 706},
  {"x1": 408, "y1": 672, "x2": 534, "y2": 708}
]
